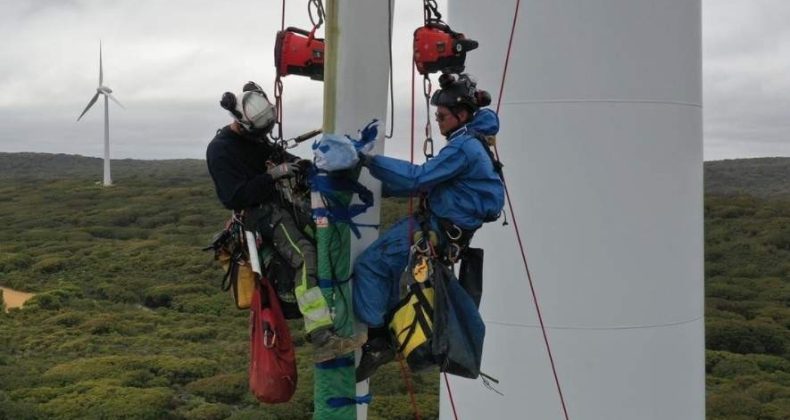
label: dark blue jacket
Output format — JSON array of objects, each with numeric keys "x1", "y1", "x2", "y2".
[
  {"x1": 365, "y1": 109, "x2": 505, "y2": 230},
  {"x1": 206, "y1": 126, "x2": 296, "y2": 211}
]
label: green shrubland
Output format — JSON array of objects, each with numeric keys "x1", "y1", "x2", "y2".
[{"x1": 0, "y1": 153, "x2": 787, "y2": 419}]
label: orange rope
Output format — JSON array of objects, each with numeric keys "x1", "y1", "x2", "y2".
[{"x1": 399, "y1": 358, "x2": 422, "y2": 420}]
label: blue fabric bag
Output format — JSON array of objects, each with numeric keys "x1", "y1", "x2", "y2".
[{"x1": 431, "y1": 263, "x2": 485, "y2": 379}]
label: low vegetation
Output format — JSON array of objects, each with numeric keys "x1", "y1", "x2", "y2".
[{"x1": 1, "y1": 153, "x2": 788, "y2": 419}]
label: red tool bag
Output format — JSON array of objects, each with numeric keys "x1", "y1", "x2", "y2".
[{"x1": 249, "y1": 276, "x2": 297, "y2": 404}]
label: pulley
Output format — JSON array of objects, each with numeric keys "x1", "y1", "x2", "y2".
[
  {"x1": 274, "y1": 27, "x2": 325, "y2": 81},
  {"x1": 413, "y1": 23, "x2": 478, "y2": 75}
]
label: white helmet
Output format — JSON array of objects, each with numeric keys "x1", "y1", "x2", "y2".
[{"x1": 220, "y1": 81, "x2": 276, "y2": 135}]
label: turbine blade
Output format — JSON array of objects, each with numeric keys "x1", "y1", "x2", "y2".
[
  {"x1": 108, "y1": 93, "x2": 125, "y2": 109},
  {"x1": 77, "y1": 92, "x2": 101, "y2": 121},
  {"x1": 99, "y1": 41, "x2": 103, "y2": 86}
]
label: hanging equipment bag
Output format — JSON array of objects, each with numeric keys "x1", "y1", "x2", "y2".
[
  {"x1": 249, "y1": 276, "x2": 297, "y2": 403},
  {"x1": 388, "y1": 255, "x2": 437, "y2": 373},
  {"x1": 458, "y1": 247, "x2": 484, "y2": 309},
  {"x1": 431, "y1": 263, "x2": 485, "y2": 379}
]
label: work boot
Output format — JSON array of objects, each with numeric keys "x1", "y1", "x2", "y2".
[
  {"x1": 355, "y1": 336, "x2": 395, "y2": 382},
  {"x1": 311, "y1": 328, "x2": 365, "y2": 363}
]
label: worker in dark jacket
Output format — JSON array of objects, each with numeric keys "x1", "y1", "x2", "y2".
[
  {"x1": 353, "y1": 74, "x2": 505, "y2": 381},
  {"x1": 206, "y1": 81, "x2": 349, "y2": 362}
]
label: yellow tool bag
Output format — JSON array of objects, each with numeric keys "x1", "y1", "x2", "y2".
[
  {"x1": 218, "y1": 247, "x2": 257, "y2": 310},
  {"x1": 388, "y1": 255, "x2": 436, "y2": 372},
  {"x1": 205, "y1": 217, "x2": 258, "y2": 310}
]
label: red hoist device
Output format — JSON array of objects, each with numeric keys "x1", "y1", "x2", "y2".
[
  {"x1": 270, "y1": 0, "x2": 327, "y2": 142},
  {"x1": 414, "y1": 22, "x2": 478, "y2": 75},
  {"x1": 275, "y1": 27, "x2": 325, "y2": 81},
  {"x1": 413, "y1": 0, "x2": 478, "y2": 158}
]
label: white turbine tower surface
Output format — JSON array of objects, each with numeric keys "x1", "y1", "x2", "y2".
[
  {"x1": 442, "y1": 1, "x2": 704, "y2": 419},
  {"x1": 77, "y1": 42, "x2": 124, "y2": 186}
]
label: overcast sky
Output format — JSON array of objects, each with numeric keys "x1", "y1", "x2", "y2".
[{"x1": 0, "y1": 0, "x2": 787, "y2": 162}]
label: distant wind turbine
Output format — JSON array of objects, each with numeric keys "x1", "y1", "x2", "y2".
[{"x1": 77, "y1": 42, "x2": 124, "y2": 186}]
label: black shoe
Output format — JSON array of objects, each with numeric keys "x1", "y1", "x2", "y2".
[{"x1": 355, "y1": 336, "x2": 395, "y2": 382}]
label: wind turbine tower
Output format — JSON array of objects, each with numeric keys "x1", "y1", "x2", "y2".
[{"x1": 77, "y1": 42, "x2": 124, "y2": 186}]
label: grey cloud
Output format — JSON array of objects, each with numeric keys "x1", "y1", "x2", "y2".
[
  {"x1": 703, "y1": 0, "x2": 790, "y2": 160},
  {"x1": 1, "y1": 1, "x2": 787, "y2": 161}
]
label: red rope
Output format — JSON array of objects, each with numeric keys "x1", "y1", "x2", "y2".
[
  {"x1": 443, "y1": 373, "x2": 459, "y2": 420},
  {"x1": 401, "y1": 44, "x2": 421, "y2": 420},
  {"x1": 492, "y1": 1, "x2": 570, "y2": 419},
  {"x1": 399, "y1": 359, "x2": 422, "y2": 420}
]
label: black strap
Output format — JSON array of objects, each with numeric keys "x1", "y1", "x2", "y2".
[
  {"x1": 396, "y1": 305, "x2": 419, "y2": 354},
  {"x1": 221, "y1": 259, "x2": 235, "y2": 291},
  {"x1": 396, "y1": 292, "x2": 434, "y2": 355},
  {"x1": 469, "y1": 130, "x2": 504, "y2": 180},
  {"x1": 411, "y1": 284, "x2": 434, "y2": 321}
]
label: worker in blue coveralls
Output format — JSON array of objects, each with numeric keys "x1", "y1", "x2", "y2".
[{"x1": 353, "y1": 73, "x2": 505, "y2": 381}]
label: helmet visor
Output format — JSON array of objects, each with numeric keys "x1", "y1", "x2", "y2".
[{"x1": 240, "y1": 91, "x2": 276, "y2": 130}]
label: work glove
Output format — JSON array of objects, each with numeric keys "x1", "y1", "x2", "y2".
[{"x1": 267, "y1": 162, "x2": 300, "y2": 180}]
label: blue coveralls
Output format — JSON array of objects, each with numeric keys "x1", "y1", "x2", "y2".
[{"x1": 353, "y1": 109, "x2": 506, "y2": 327}]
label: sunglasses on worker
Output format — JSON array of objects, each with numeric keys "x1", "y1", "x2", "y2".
[{"x1": 435, "y1": 111, "x2": 454, "y2": 123}]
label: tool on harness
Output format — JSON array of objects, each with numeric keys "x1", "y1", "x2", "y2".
[
  {"x1": 274, "y1": 27, "x2": 325, "y2": 81},
  {"x1": 204, "y1": 212, "x2": 305, "y2": 318},
  {"x1": 204, "y1": 215, "x2": 257, "y2": 309}
]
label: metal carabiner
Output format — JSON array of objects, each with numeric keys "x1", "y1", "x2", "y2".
[
  {"x1": 272, "y1": 77, "x2": 284, "y2": 140},
  {"x1": 263, "y1": 324, "x2": 277, "y2": 349},
  {"x1": 423, "y1": 76, "x2": 434, "y2": 158},
  {"x1": 413, "y1": 239, "x2": 431, "y2": 256},
  {"x1": 446, "y1": 224, "x2": 463, "y2": 241},
  {"x1": 423, "y1": 137, "x2": 434, "y2": 158},
  {"x1": 447, "y1": 243, "x2": 462, "y2": 263}
]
